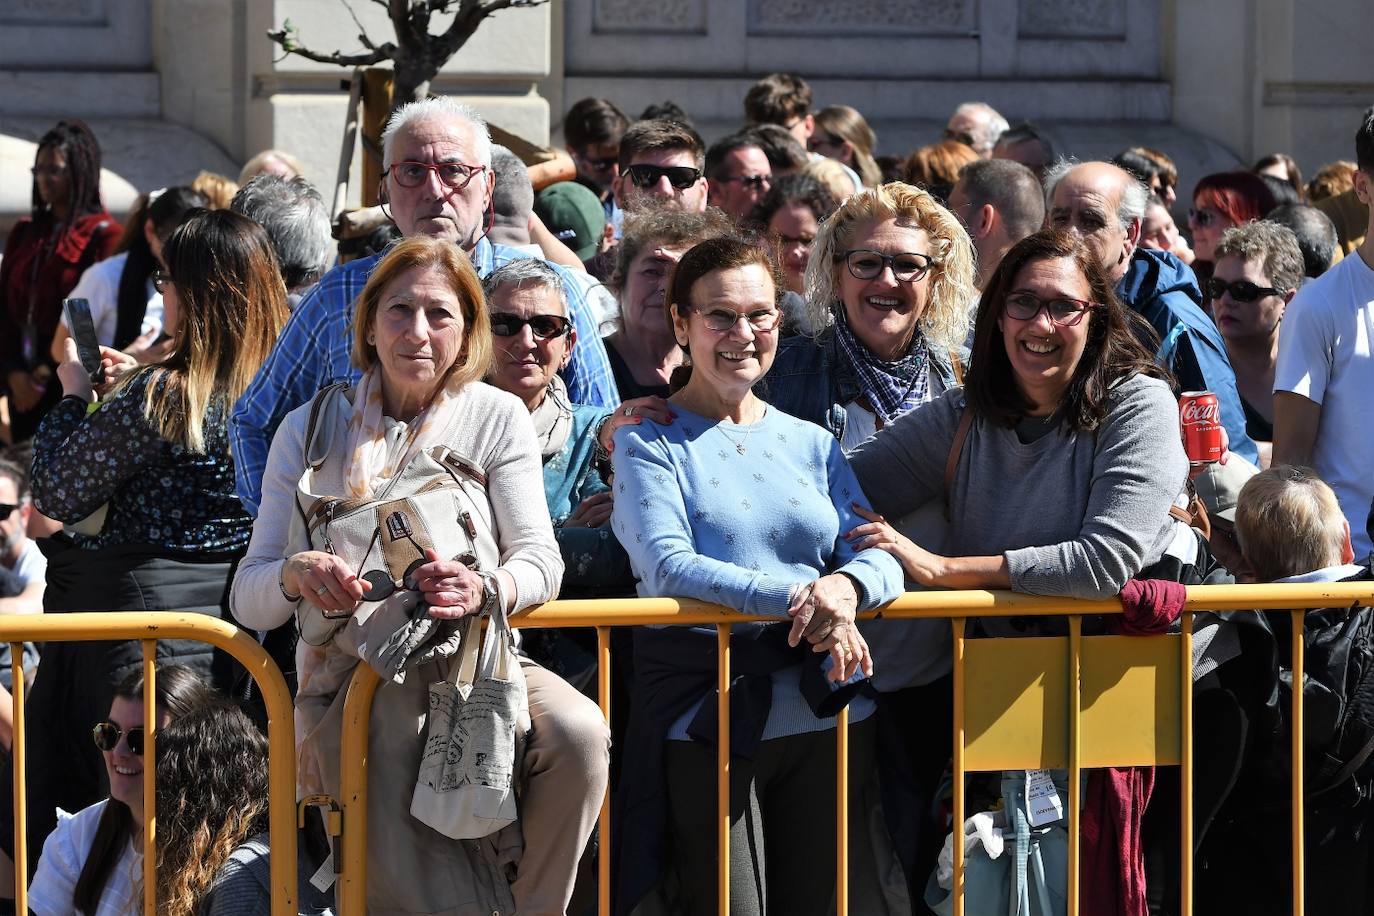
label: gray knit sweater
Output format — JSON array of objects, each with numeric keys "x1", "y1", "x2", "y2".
[{"x1": 849, "y1": 373, "x2": 1188, "y2": 601}]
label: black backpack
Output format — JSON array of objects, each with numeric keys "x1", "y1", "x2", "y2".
[{"x1": 1275, "y1": 558, "x2": 1374, "y2": 804}]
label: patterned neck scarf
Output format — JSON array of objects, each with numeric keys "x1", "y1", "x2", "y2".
[
  {"x1": 832, "y1": 306, "x2": 930, "y2": 426},
  {"x1": 529, "y1": 374, "x2": 574, "y2": 460},
  {"x1": 342, "y1": 368, "x2": 461, "y2": 499}
]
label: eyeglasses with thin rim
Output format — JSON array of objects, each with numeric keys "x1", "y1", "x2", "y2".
[
  {"x1": 694, "y1": 306, "x2": 781, "y2": 333},
  {"x1": 624, "y1": 164, "x2": 702, "y2": 191},
  {"x1": 840, "y1": 249, "x2": 937, "y2": 283},
  {"x1": 714, "y1": 173, "x2": 771, "y2": 191},
  {"x1": 1002, "y1": 291, "x2": 1100, "y2": 327},
  {"x1": 387, "y1": 160, "x2": 487, "y2": 191},
  {"x1": 93, "y1": 721, "x2": 145, "y2": 756},
  {"x1": 1204, "y1": 278, "x2": 1284, "y2": 303},
  {"x1": 1188, "y1": 207, "x2": 1221, "y2": 228},
  {"x1": 152, "y1": 269, "x2": 172, "y2": 294},
  {"x1": 490, "y1": 312, "x2": 572, "y2": 340}
]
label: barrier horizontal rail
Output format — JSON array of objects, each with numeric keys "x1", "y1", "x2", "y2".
[
  {"x1": 335, "y1": 581, "x2": 1374, "y2": 916},
  {"x1": 0, "y1": 613, "x2": 297, "y2": 916}
]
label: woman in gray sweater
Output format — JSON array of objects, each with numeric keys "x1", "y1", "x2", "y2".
[{"x1": 847, "y1": 229, "x2": 1193, "y2": 603}]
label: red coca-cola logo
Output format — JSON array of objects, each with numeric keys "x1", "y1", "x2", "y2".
[{"x1": 1181, "y1": 401, "x2": 1218, "y2": 423}]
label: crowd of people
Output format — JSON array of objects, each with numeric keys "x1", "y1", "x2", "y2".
[{"x1": 0, "y1": 69, "x2": 1372, "y2": 915}]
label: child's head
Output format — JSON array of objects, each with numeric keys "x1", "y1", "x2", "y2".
[{"x1": 1234, "y1": 466, "x2": 1354, "y2": 582}]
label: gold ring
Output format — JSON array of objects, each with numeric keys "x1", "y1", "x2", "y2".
[{"x1": 623, "y1": 405, "x2": 636, "y2": 417}]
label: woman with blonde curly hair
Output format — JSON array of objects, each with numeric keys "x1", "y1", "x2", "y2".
[{"x1": 759, "y1": 180, "x2": 976, "y2": 903}]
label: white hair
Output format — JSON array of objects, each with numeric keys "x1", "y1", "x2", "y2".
[
  {"x1": 382, "y1": 97, "x2": 493, "y2": 170},
  {"x1": 1043, "y1": 158, "x2": 1149, "y2": 232},
  {"x1": 952, "y1": 102, "x2": 1008, "y2": 152}
]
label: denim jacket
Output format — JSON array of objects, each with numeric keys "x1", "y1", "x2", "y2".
[{"x1": 758, "y1": 325, "x2": 964, "y2": 440}]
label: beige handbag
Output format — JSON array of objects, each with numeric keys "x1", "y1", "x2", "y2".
[
  {"x1": 292, "y1": 384, "x2": 500, "y2": 677},
  {"x1": 411, "y1": 574, "x2": 531, "y2": 839}
]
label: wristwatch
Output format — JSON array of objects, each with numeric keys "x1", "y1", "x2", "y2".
[{"x1": 477, "y1": 571, "x2": 500, "y2": 616}]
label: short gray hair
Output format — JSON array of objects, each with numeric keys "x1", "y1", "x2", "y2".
[
  {"x1": 490, "y1": 145, "x2": 533, "y2": 227},
  {"x1": 481, "y1": 258, "x2": 569, "y2": 315},
  {"x1": 952, "y1": 102, "x2": 1008, "y2": 153},
  {"x1": 382, "y1": 97, "x2": 493, "y2": 170},
  {"x1": 1043, "y1": 159, "x2": 1149, "y2": 232},
  {"x1": 230, "y1": 175, "x2": 332, "y2": 291},
  {"x1": 1214, "y1": 221, "x2": 1305, "y2": 294}
]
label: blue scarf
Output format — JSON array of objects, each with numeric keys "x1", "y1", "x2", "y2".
[{"x1": 832, "y1": 307, "x2": 930, "y2": 426}]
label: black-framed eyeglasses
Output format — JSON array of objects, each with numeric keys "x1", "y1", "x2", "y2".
[
  {"x1": 93, "y1": 721, "x2": 145, "y2": 756},
  {"x1": 715, "y1": 173, "x2": 771, "y2": 191},
  {"x1": 1204, "y1": 278, "x2": 1284, "y2": 303},
  {"x1": 1188, "y1": 207, "x2": 1221, "y2": 228},
  {"x1": 490, "y1": 312, "x2": 572, "y2": 339},
  {"x1": 695, "y1": 306, "x2": 781, "y2": 333},
  {"x1": 152, "y1": 269, "x2": 172, "y2": 294},
  {"x1": 624, "y1": 164, "x2": 702, "y2": 191},
  {"x1": 1003, "y1": 291, "x2": 1100, "y2": 327},
  {"x1": 0, "y1": 503, "x2": 18, "y2": 517},
  {"x1": 388, "y1": 160, "x2": 486, "y2": 191},
  {"x1": 840, "y1": 249, "x2": 937, "y2": 283}
]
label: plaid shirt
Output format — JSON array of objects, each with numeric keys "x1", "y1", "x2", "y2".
[{"x1": 229, "y1": 237, "x2": 617, "y2": 515}]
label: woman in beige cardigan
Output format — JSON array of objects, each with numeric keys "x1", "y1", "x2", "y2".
[{"x1": 230, "y1": 236, "x2": 608, "y2": 916}]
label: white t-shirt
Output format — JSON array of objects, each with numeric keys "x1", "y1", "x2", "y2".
[
  {"x1": 0, "y1": 538, "x2": 46, "y2": 599},
  {"x1": 61, "y1": 252, "x2": 164, "y2": 347},
  {"x1": 1274, "y1": 250, "x2": 1374, "y2": 558},
  {"x1": 29, "y1": 799, "x2": 142, "y2": 916}
]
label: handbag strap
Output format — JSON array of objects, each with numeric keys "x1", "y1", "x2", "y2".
[
  {"x1": 303, "y1": 382, "x2": 348, "y2": 471},
  {"x1": 478, "y1": 576, "x2": 514, "y2": 681},
  {"x1": 942, "y1": 408, "x2": 974, "y2": 522}
]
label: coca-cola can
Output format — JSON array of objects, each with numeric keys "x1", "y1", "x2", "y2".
[{"x1": 1180, "y1": 391, "x2": 1223, "y2": 466}]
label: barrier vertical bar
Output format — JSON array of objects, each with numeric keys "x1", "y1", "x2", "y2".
[
  {"x1": 1068, "y1": 617, "x2": 1082, "y2": 916},
  {"x1": 339, "y1": 665, "x2": 383, "y2": 915},
  {"x1": 1180, "y1": 612, "x2": 1194, "y2": 916},
  {"x1": 142, "y1": 642, "x2": 157, "y2": 915},
  {"x1": 717, "y1": 623, "x2": 730, "y2": 916},
  {"x1": 10, "y1": 643, "x2": 25, "y2": 916},
  {"x1": 597, "y1": 627, "x2": 612, "y2": 916},
  {"x1": 836, "y1": 704, "x2": 849, "y2": 916},
  {"x1": 1291, "y1": 609, "x2": 1305, "y2": 916},
  {"x1": 952, "y1": 618, "x2": 966, "y2": 916}
]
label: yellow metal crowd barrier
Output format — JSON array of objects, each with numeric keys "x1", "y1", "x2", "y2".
[
  {"x1": 9, "y1": 584, "x2": 1371, "y2": 916},
  {"x1": 331, "y1": 582, "x2": 1374, "y2": 916},
  {"x1": 0, "y1": 613, "x2": 298, "y2": 916}
]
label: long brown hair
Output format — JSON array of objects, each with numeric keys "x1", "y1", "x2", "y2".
[
  {"x1": 964, "y1": 229, "x2": 1169, "y2": 431},
  {"x1": 139, "y1": 209, "x2": 289, "y2": 451}
]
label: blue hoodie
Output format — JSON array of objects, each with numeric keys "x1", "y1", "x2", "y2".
[{"x1": 1116, "y1": 248, "x2": 1259, "y2": 465}]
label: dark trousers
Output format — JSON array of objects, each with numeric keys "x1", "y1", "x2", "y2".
[{"x1": 664, "y1": 717, "x2": 878, "y2": 916}]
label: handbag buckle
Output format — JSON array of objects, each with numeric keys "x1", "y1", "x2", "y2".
[{"x1": 386, "y1": 510, "x2": 414, "y2": 540}]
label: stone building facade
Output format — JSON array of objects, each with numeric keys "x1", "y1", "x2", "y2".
[{"x1": 1, "y1": 0, "x2": 1371, "y2": 231}]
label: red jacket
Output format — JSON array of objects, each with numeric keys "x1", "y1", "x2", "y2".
[{"x1": 0, "y1": 211, "x2": 119, "y2": 377}]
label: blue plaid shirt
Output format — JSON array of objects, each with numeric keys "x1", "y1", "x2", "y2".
[{"x1": 229, "y1": 237, "x2": 618, "y2": 515}]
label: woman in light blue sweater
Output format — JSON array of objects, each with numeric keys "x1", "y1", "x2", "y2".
[{"x1": 610, "y1": 236, "x2": 905, "y2": 916}]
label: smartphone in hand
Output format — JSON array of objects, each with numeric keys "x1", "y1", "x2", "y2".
[{"x1": 61, "y1": 298, "x2": 105, "y2": 384}]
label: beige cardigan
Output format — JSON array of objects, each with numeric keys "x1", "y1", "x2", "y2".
[{"x1": 229, "y1": 381, "x2": 562, "y2": 915}]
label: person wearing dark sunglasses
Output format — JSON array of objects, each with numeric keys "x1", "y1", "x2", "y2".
[
  {"x1": 610, "y1": 119, "x2": 708, "y2": 216},
  {"x1": 482, "y1": 259, "x2": 649, "y2": 602},
  {"x1": 28, "y1": 666, "x2": 215, "y2": 916},
  {"x1": 1210, "y1": 222, "x2": 1304, "y2": 458},
  {"x1": 0, "y1": 459, "x2": 43, "y2": 619},
  {"x1": 705, "y1": 133, "x2": 773, "y2": 222},
  {"x1": 563, "y1": 97, "x2": 629, "y2": 209}
]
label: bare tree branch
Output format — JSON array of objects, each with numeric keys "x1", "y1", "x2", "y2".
[
  {"x1": 267, "y1": 28, "x2": 389, "y2": 66},
  {"x1": 339, "y1": 0, "x2": 373, "y2": 40},
  {"x1": 438, "y1": 0, "x2": 546, "y2": 60}
]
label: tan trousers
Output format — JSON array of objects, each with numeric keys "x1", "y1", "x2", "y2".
[{"x1": 513, "y1": 657, "x2": 611, "y2": 915}]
